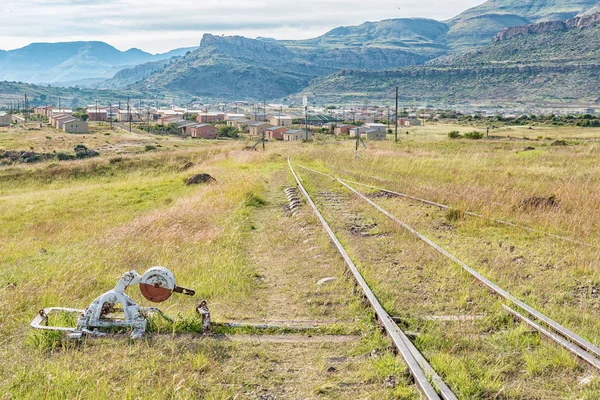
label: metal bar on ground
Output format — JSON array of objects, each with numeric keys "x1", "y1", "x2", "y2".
[
  {"x1": 503, "y1": 305, "x2": 600, "y2": 371},
  {"x1": 288, "y1": 159, "x2": 456, "y2": 400},
  {"x1": 339, "y1": 179, "x2": 600, "y2": 360}
]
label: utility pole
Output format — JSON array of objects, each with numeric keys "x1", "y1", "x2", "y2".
[
  {"x1": 305, "y1": 105, "x2": 309, "y2": 140},
  {"x1": 128, "y1": 96, "x2": 132, "y2": 133},
  {"x1": 387, "y1": 106, "x2": 390, "y2": 130},
  {"x1": 96, "y1": 99, "x2": 98, "y2": 125},
  {"x1": 395, "y1": 86, "x2": 399, "y2": 143},
  {"x1": 279, "y1": 106, "x2": 282, "y2": 126},
  {"x1": 109, "y1": 102, "x2": 113, "y2": 130}
]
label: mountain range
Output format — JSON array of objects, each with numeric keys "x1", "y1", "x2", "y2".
[
  {"x1": 0, "y1": 42, "x2": 195, "y2": 85},
  {"x1": 2, "y1": 0, "x2": 600, "y2": 106},
  {"x1": 118, "y1": 0, "x2": 600, "y2": 102},
  {"x1": 301, "y1": 12, "x2": 600, "y2": 106}
]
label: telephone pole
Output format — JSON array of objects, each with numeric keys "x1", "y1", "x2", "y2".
[
  {"x1": 109, "y1": 102, "x2": 113, "y2": 130},
  {"x1": 395, "y1": 86, "x2": 399, "y2": 143},
  {"x1": 127, "y1": 96, "x2": 132, "y2": 133}
]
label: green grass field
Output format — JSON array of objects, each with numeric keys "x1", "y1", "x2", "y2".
[{"x1": 1, "y1": 122, "x2": 600, "y2": 398}]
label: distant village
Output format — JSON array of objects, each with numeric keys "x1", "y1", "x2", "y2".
[
  {"x1": 3, "y1": 101, "x2": 595, "y2": 140},
  {"x1": 0, "y1": 102, "x2": 430, "y2": 142}
]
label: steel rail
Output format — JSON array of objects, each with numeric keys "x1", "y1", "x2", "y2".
[
  {"x1": 338, "y1": 178, "x2": 600, "y2": 360},
  {"x1": 291, "y1": 161, "x2": 335, "y2": 181},
  {"x1": 288, "y1": 159, "x2": 456, "y2": 400},
  {"x1": 503, "y1": 305, "x2": 600, "y2": 371},
  {"x1": 339, "y1": 178, "x2": 592, "y2": 248}
]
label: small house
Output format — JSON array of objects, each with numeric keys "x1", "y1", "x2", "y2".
[
  {"x1": 55, "y1": 115, "x2": 78, "y2": 130},
  {"x1": 118, "y1": 110, "x2": 143, "y2": 122},
  {"x1": 334, "y1": 124, "x2": 354, "y2": 136},
  {"x1": 158, "y1": 115, "x2": 181, "y2": 125},
  {"x1": 364, "y1": 123, "x2": 386, "y2": 132},
  {"x1": 283, "y1": 129, "x2": 311, "y2": 141},
  {"x1": 269, "y1": 115, "x2": 293, "y2": 127},
  {"x1": 87, "y1": 109, "x2": 108, "y2": 122},
  {"x1": 250, "y1": 113, "x2": 267, "y2": 122},
  {"x1": 178, "y1": 121, "x2": 197, "y2": 136},
  {"x1": 0, "y1": 112, "x2": 12, "y2": 126},
  {"x1": 63, "y1": 120, "x2": 89, "y2": 134},
  {"x1": 190, "y1": 124, "x2": 218, "y2": 139},
  {"x1": 265, "y1": 126, "x2": 288, "y2": 141},
  {"x1": 398, "y1": 118, "x2": 421, "y2": 127},
  {"x1": 225, "y1": 113, "x2": 247, "y2": 121},
  {"x1": 361, "y1": 130, "x2": 386, "y2": 141},
  {"x1": 196, "y1": 112, "x2": 225, "y2": 123},
  {"x1": 249, "y1": 123, "x2": 273, "y2": 138}
]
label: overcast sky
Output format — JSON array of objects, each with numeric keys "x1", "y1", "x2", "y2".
[{"x1": 0, "y1": 0, "x2": 485, "y2": 53}]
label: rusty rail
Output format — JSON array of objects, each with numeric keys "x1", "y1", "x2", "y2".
[
  {"x1": 288, "y1": 159, "x2": 456, "y2": 400},
  {"x1": 338, "y1": 178, "x2": 600, "y2": 362}
]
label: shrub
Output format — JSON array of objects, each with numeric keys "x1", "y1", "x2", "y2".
[
  {"x1": 74, "y1": 144, "x2": 100, "y2": 159},
  {"x1": 445, "y1": 208, "x2": 465, "y2": 222},
  {"x1": 218, "y1": 126, "x2": 239, "y2": 138},
  {"x1": 56, "y1": 152, "x2": 75, "y2": 161},
  {"x1": 448, "y1": 131, "x2": 461, "y2": 139},
  {"x1": 145, "y1": 144, "x2": 157, "y2": 152},
  {"x1": 464, "y1": 131, "x2": 484, "y2": 140}
]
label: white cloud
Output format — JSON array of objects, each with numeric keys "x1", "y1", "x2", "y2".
[{"x1": 0, "y1": 0, "x2": 485, "y2": 53}]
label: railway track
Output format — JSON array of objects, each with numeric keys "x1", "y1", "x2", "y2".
[
  {"x1": 289, "y1": 159, "x2": 600, "y2": 398},
  {"x1": 288, "y1": 159, "x2": 456, "y2": 400}
]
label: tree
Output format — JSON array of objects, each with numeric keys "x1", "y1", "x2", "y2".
[
  {"x1": 218, "y1": 125, "x2": 239, "y2": 138},
  {"x1": 73, "y1": 112, "x2": 89, "y2": 121}
]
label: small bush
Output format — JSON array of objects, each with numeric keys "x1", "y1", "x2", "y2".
[
  {"x1": 448, "y1": 131, "x2": 461, "y2": 139},
  {"x1": 56, "y1": 152, "x2": 75, "y2": 161},
  {"x1": 74, "y1": 144, "x2": 100, "y2": 159},
  {"x1": 464, "y1": 131, "x2": 484, "y2": 140},
  {"x1": 144, "y1": 144, "x2": 157, "y2": 152},
  {"x1": 445, "y1": 208, "x2": 465, "y2": 222}
]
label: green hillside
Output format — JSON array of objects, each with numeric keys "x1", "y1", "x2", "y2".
[
  {"x1": 299, "y1": 13, "x2": 600, "y2": 106},
  {"x1": 446, "y1": 0, "x2": 598, "y2": 49},
  {"x1": 0, "y1": 81, "x2": 151, "y2": 109},
  {"x1": 133, "y1": 34, "x2": 334, "y2": 100},
  {"x1": 282, "y1": 18, "x2": 448, "y2": 50}
]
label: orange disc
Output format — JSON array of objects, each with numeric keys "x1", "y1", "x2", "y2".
[{"x1": 140, "y1": 283, "x2": 172, "y2": 303}]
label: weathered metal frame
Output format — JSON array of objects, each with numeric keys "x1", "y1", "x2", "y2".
[{"x1": 30, "y1": 307, "x2": 82, "y2": 332}]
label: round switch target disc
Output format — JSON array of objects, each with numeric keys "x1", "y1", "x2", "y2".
[
  {"x1": 140, "y1": 283, "x2": 172, "y2": 302},
  {"x1": 139, "y1": 267, "x2": 177, "y2": 303}
]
